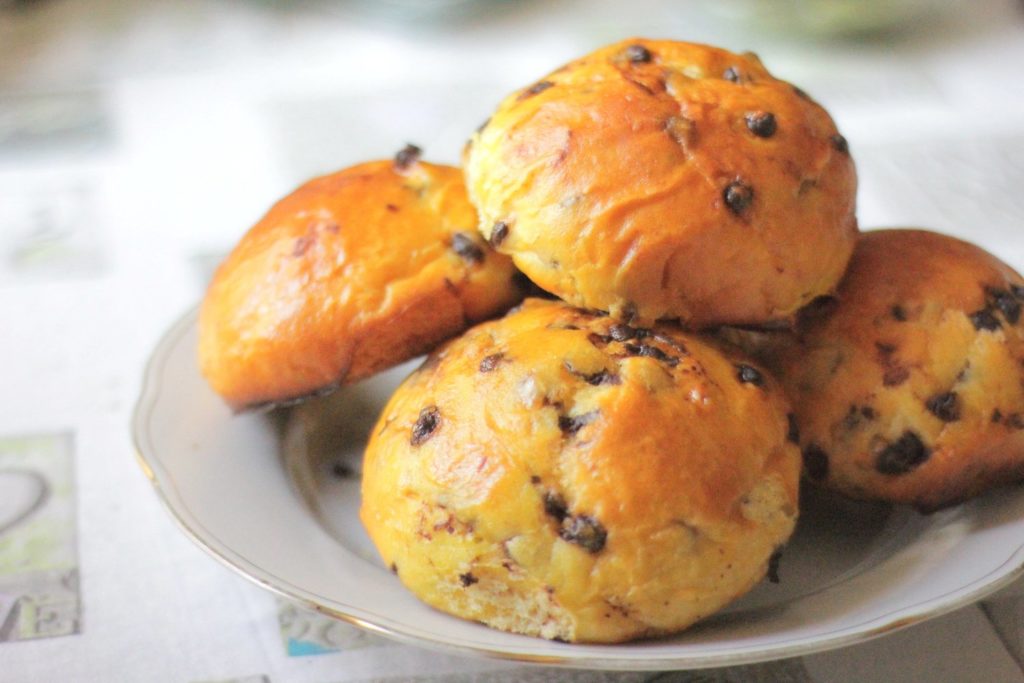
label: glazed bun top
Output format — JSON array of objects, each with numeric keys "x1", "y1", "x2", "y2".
[
  {"x1": 464, "y1": 38, "x2": 858, "y2": 327},
  {"x1": 199, "y1": 150, "x2": 523, "y2": 410}
]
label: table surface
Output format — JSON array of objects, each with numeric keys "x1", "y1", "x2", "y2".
[{"x1": 2, "y1": 0, "x2": 1024, "y2": 681}]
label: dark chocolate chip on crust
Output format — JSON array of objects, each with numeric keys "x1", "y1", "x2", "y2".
[
  {"x1": 459, "y1": 572, "x2": 479, "y2": 587},
  {"x1": 1012, "y1": 284, "x2": 1024, "y2": 300},
  {"x1": 490, "y1": 221, "x2": 509, "y2": 247},
  {"x1": 411, "y1": 406, "x2": 441, "y2": 446},
  {"x1": 993, "y1": 409, "x2": 1004, "y2": 423},
  {"x1": 787, "y1": 414, "x2": 800, "y2": 444},
  {"x1": 560, "y1": 515, "x2": 607, "y2": 553},
  {"x1": 452, "y1": 232, "x2": 485, "y2": 263},
  {"x1": 891, "y1": 305, "x2": 908, "y2": 321},
  {"x1": 608, "y1": 323, "x2": 636, "y2": 341},
  {"x1": 803, "y1": 444, "x2": 829, "y2": 481},
  {"x1": 876, "y1": 431, "x2": 930, "y2": 475},
  {"x1": 519, "y1": 80, "x2": 554, "y2": 100},
  {"x1": 723, "y1": 66, "x2": 741, "y2": 83},
  {"x1": 394, "y1": 143, "x2": 422, "y2": 169},
  {"x1": 745, "y1": 111, "x2": 777, "y2": 138},
  {"x1": 925, "y1": 392, "x2": 961, "y2": 422},
  {"x1": 970, "y1": 308, "x2": 1002, "y2": 331},
  {"x1": 987, "y1": 288, "x2": 1022, "y2": 324},
  {"x1": 623, "y1": 44, "x2": 653, "y2": 63},
  {"x1": 623, "y1": 342, "x2": 679, "y2": 367},
  {"x1": 479, "y1": 353, "x2": 505, "y2": 373},
  {"x1": 558, "y1": 410, "x2": 599, "y2": 435},
  {"x1": 543, "y1": 491, "x2": 569, "y2": 522},
  {"x1": 565, "y1": 362, "x2": 620, "y2": 386},
  {"x1": 735, "y1": 364, "x2": 765, "y2": 386},
  {"x1": 723, "y1": 180, "x2": 754, "y2": 216},
  {"x1": 830, "y1": 134, "x2": 849, "y2": 154}
]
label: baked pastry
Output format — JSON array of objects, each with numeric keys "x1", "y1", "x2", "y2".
[
  {"x1": 360, "y1": 298, "x2": 800, "y2": 643},
  {"x1": 760, "y1": 229, "x2": 1024, "y2": 511},
  {"x1": 463, "y1": 38, "x2": 857, "y2": 327},
  {"x1": 199, "y1": 146, "x2": 525, "y2": 410}
]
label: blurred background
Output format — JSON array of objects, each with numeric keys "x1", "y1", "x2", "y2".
[{"x1": 2, "y1": 2, "x2": 1024, "y2": 680}]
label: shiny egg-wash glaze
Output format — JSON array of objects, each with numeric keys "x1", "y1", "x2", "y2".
[
  {"x1": 199, "y1": 147, "x2": 525, "y2": 410},
  {"x1": 464, "y1": 39, "x2": 858, "y2": 327},
  {"x1": 361, "y1": 299, "x2": 800, "y2": 643},
  {"x1": 752, "y1": 230, "x2": 1024, "y2": 511}
]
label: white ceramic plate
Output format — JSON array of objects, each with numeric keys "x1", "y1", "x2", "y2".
[{"x1": 133, "y1": 309, "x2": 1024, "y2": 671}]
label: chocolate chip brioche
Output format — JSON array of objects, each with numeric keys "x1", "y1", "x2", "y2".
[
  {"x1": 199, "y1": 147, "x2": 525, "y2": 410},
  {"x1": 464, "y1": 38, "x2": 857, "y2": 327},
  {"x1": 360, "y1": 298, "x2": 800, "y2": 643},
  {"x1": 760, "y1": 229, "x2": 1024, "y2": 511}
]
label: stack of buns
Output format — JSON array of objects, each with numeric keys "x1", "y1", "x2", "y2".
[{"x1": 198, "y1": 38, "x2": 1024, "y2": 643}]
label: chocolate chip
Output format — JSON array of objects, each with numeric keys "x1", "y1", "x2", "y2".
[
  {"x1": 385, "y1": 203, "x2": 399, "y2": 213},
  {"x1": 452, "y1": 232, "x2": 484, "y2": 263},
  {"x1": 993, "y1": 409, "x2": 1004, "y2": 423},
  {"x1": 624, "y1": 44, "x2": 652, "y2": 63},
  {"x1": 861, "y1": 406, "x2": 877, "y2": 419},
  {"x1": 479, "y1": 353, "x2": 504, "y2": 373},
  {"x1": 987, "y1": 288, "x2": 1021, "y2": 324},
  {"x1": 520, "y1": 80, "x2": 554, "y2": 99},
  {"x1": 1009, "y1": 413, "x2": 1024, "y2": 430},
  {"x1": 608, "y1": 323, "x2": 636, "y2": 341},
  {"x1": 723, "y1": 66, "x2": 741, "y2": 83},
  {"x1": 530, "y1": 475, "x2": 541, "y2": 484},
  {"x1": 926, "y1": 392, "x2": 960, "y2": 422},
  {"x1": 970, "y1": 308, "x2": 1002, "y2": 331},
  {"x1": 892, "y1": 305, "x2": 907, "y2": 321},
  {"x1": 803, "y1": 445, "x2": 829, "y2": 481},
  {"x1": 588, "y1": 332, "x2": 612, "y2": 347},
  {"x1": 459, "y1": 572, "x2": 479, "y2": 587},
  {"x1": 559, "y1": 515, "x2": 607, "y2": 553},
  {"x1": 883, "y1": 366, "x2": 910, "y2": 387},
  {"x1": 745, "y1": 112, "x2": 777, "y2": 138},
  {"x1": 875, "y1": 341, "x2": 897, "y2": 356},
  {"x1": 411, "y1": 406, "x2": 441, "y2": 446},
  {"x1": 489, "y1": 221, "x2": 509, "y2": 248},
  {"x1": 394, "y1": 143, "x2": 422, "y2": 169},
  {"x1": 830, "y1": 134, "x2": 849, "y2": 154},
  {"x1": 766, "y1": 548, "x2": 783, "y2": 584},
  {"x1": 723, "y1": 180, "x2": 754, "y2": 216},
  {"x1": 786, "y1": 414, "x2": 800, "y2": 444},
  {"x1": 543, "y1": 491, "x2": 569, "y2": 521},
  {"x1": 558, "y1": 410, "x2": 599, "y2": 435},
  {"x1": 735, "y1": 364, "x2": 764, "y2": 386},
  {"x1": 623, "y1": 342, "x2": 679, "y2": 367},
  {"x1": 581, "y1": 369, "x2": 620, "y2": 386},
  {"x1": 1012, "y1": 284, "x2": 1024, "y2": 300},
  {"x1": 876, "y1": 431, "x2": 930, "y2": 475},
  {"x1": 390, "y1": 562, "x2": 398, "y2": 574}
]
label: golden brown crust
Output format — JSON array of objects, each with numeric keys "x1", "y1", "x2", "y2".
[
  {"x1": 464, "y1": 38, "x2": 858, "y2": 327},
  {"x1": 198, "y1": 157, "x2": 524, "y2": 409},
  {"x1": 360, "y1": 299, "x2": 800, "y2": 643},
  {"x1": 759, "y1": 229, "x2": 1024, "y2": 510}
]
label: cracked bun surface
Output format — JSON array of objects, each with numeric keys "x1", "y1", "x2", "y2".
[
  {"x1": 198, "y1": 149, "x2": 524, "y2": 410},
  {"x1": 760, "y1": 229, "x2": 1024, "y2": 511},
  {"x1": 463, "y1": 38, "x2": 858, "y2": 327},
  {"x1": 360, "y1": 298, "x2": 800, "y2": 643}
]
